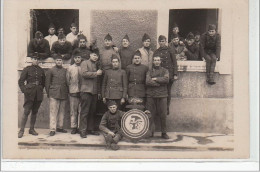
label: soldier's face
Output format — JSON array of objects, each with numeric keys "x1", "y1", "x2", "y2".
[
  {"x1": 90, "y1": 53, "x2": 98, "y2": 62},
  {"x1": 79, "y1": 39, "x2": 87, "y2": 47},
  {"x1": 70, "y1": 27, "x2": 77, "y2": 35},
  {"x1": 108, "y1": 105, "x2": 117, "y2": 114},
  {"x1": 74, "y1": 56, "x2": 82, "y2": 64},
  {"x1": 55, "y1": 59, "x2": 63, "y2": 67},
  {"x1": 48, "y1": 28, "x2": 55, "y2": 35},
  {"x1": 133, "y1": 55, "x2": 141, "y2": 65},
  {"x1": 58, "y1": 28, "x2": 64, "y2": 35},
  {"x1": 195, "y1": 35, "x2": 200, "y2": 42},
  {"x1": 172, "y1": 27, "x2": 179, "y2": 34},
  {"x1": 187, "y1": 39, "x2": 194, "y2": 46},
  {"x1": 159, "y1": 39, "x2": 167, "y2": 47},
  {"x1": 112, "y1": 59, "x2": 119, "y2": 68},
  {"x1": 32, "y1": 58, "x2": 39, "y2": 66},
  {"x1": 172, "y1": 37, "x2": 179, "y2": 46},
  {"x1": 122, "y1": 39, "x2": 130, "y2": 48},
  {"x1": 58, "y1": 38, "x2": 66, "y2": 45},
  {"x1": 153, "y1": 57, "x2": 161, "y2": 67},
  {"x1": 143, "y1": 39, "x2": 151, "y2": 48},
  {"x1": 104, "y1": 39, "x2": 112, "y2": 47},
  {"x1": 208, "y1": 30, "x2": 216, "y2": 37}
]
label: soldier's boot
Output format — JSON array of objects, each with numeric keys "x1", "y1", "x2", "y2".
[
  {"x1": 29, "y1": 113, "x2": 38, "y2": 136},
  {"x1": 206, "y1": 73, "x2": 210, "y2": 83},
  {"x1": 18, "y1": 112, "x2": 29, "y2": 138},
  {"x1": 105, "y1": 135, "x2": 113, "y2": 149},
  {"x1": 29, "y1": 129, "x2": 38, "y2": 136},
  {"x1": 161, "y1": 133, "x2": 170, "y2": 139},
  {"x1": 71, "y1": 128, "x2": 77, "y2": 134},
  {"x1": 110, "y1": 143, "x2": 120, "y2": 151},
  {"x1": 18, "y1": 130, "x2": 24, "y2": 138},
  {"x1": 113, "y1": 134, "x2": 121, "y2": 144},
  {"x1": 208, "y1": 73, "x2": 216, "y2": 85}
]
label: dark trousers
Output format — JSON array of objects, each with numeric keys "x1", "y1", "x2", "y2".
[
  {"x1": 146, "y1": 97, "x2": 167, "y2": 133},
  {"x1": 101, "y1": 131, "x2": 122, "y2": 146},
  {"x1": 167, "y1": 80, "x2": 174, "y2": 114},
  {"x1": 20, "y1": 97, "x2": 42, "y2": 130},
  {"x1": 205, "y1": 52, "x2": 217, "y2": 81},
  {"x1": 79, "y1": 92, "x2": 97, "y2": 132}
]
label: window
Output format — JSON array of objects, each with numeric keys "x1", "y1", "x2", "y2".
[{"x1": 30, "y1": 9, "x2": 79, "y2": 39}]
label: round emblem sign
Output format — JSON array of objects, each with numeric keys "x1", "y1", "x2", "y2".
[{"x1": 121, "y1": 109, "x2": 150, "y2": 141}]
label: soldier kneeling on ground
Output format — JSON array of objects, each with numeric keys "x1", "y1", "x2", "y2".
[{"x1": 99, "y1": 101, "x2": 124, "y2": 150}]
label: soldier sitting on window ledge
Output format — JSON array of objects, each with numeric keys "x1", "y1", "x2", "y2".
[{"x1": 28, "y1": 31, "x2": 50, "y2": 59}]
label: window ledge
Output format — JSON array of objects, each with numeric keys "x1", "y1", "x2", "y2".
[{"x1": 20, "y1": 57, "x2": 220, "y2": 73}]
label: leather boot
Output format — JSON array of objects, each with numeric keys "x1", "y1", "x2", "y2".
[
  {"x1": 29, "y1": 128, "x2": 38, "y2": 135},
  {"x1": 18, "y1": 130, "x2": 24, "y2": 138}
]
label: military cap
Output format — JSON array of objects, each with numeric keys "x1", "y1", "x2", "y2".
[
  {"x1": 158, "y1": 35, "x2": 167, "y2": 41},
  {"x1": 208, "y1": 24, "x2": 216, "y2": 31},
  {"x1": 35, "y1": 31, "x2": 43, "y2": 39},
  {"x1": 142, "y1": 33, "x2": 151, "y2": 42},
  {"x1": 133, "y1": 50, "x2": 141, "y2": 57},
  {"x1": 53, "y1": 54, "x2": 63, "y2": 60},
  {"x1": 48, "y1": 23, "x2": 55, "y2": 29},
  {"x1": 70, "y1": 23, "x2": 77, "y2": 28},
  {"x1": 58, "y1": 33, "x2": 66, "y2": 39},
  {"x1": 77, "y1": 34, "x2": 87, "y2": 41},
  {"x1": 72, "y1": 49, "x2": 82, "y2": 58},
  {"x1": 186, "y1": 32, "x2": 195, "y2": 40},
  {"x1": 104, "y1": 33, "x2": 112, "y2": 41},
  {"x1": 122, "y1": 34, "x2": 130, "y2": 41},
  {"x1": 172, "y1": 23, "x2": 179, "y2": 28},
  {"x1": 90, "y1": 49, "x2": 99, "y2": 57},
  {"x1": 107, "y1": 100, "x2": 117, "y2": 107},
  {"x1": 172, "y1": 33, "x2": 179, "y2": 39},
  {"x1": 111, "y1": 54, "x2": 119, "y2": 61}
]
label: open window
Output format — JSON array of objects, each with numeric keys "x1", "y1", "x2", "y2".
[{"x1": 168, "y1": 9, "x2": 220, "y2": 72}]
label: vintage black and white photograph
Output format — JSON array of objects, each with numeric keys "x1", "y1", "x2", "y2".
[{"x1": 2, "y1": 0, "x2": 250, "y2": 161}]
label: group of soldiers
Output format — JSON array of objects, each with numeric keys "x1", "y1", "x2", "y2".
[{"x1": 18, "y1": 22, "x2": 221, "y2": 150}]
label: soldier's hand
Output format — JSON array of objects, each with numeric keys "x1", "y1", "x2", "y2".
[
  {"x1": 202, "y1": 57, "x2": 206, "y2": 62},
  {"x1": 120, "y1": 98, "x2": 125, "y2": 105},
  {"x1": 108, "y1": 131, "x2": 115, "y2": 137},
  {"x1": 152, "y1": 78, "x2": 157, "y2": 81},
  {"x1": 98, "y1": 94, "x2": 102, "y2": 100},
  {"x1": 113, "y1": 46, "x2": 119, "y2": 53},
  {"x1": 97, "y1": 69, "x2": 103, "y2": 75},
  {"x1": 144, "y1": 110, "x2": 152, "y2": 118},
  {"x1": 103, "y1": 98, "x2": 106, "y2": 104},
  {"x1": 174, "y1": 75, "x2": 178, "y2": 80}
]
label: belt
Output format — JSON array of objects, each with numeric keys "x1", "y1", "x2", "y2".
[{"x1": 29, "y1": 81, "x2": 41, "y2": 85}]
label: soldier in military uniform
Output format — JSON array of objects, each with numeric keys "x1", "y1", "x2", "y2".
[
  {"x1": 118, "y1": 34, "x2": 135, "y2": 70},
  {"x1": 18, "y1": 54, "x2": 45, "y2": 138},
  {"x1": 99, "y1": 101, "x2": 124, "y2": 150},
  {"x1": 100, "y1": 33, "x2": 120, "y2": 71},
  {"x1": 153, "y1": 35, "x2": 178, "y2": 115},
  {"x1": 51, "y1": 33, "x2": 72, "y2": 62},
  {"x1": 138, "y1": 33, "x2": 153, "y2": 70},
  {"x1": 71, "y1": 34, "x2": 99, "y2": 64},
  {"x1": 184, "y1": 32, "x2": 200, "y2": 61},
  {"x1": 169, "y1": 34, "x2": 187, "y2": 61},
  {"x1": 102, "y1": 55, "x2": 127, "y2": 110},
  {"x1": 28, "y1": 31, "x2": 50, "y2": 59},
  {"x1": 146, "y1": 56, "x2": 170, "y2": 139},
  {"x1": 126, "y1": 50, "x2": 148, "y2": 105},
  {"x1": 200, "y1": 24, "x2": 221, "y2": 85},
  {"x1": 45, "y1": 55, "x2": 69, "y2": 136}
]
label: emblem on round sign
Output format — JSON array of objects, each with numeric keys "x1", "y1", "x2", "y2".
[{"x1": 121, "y1": 109, "x2": 150, "y2": 141}]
